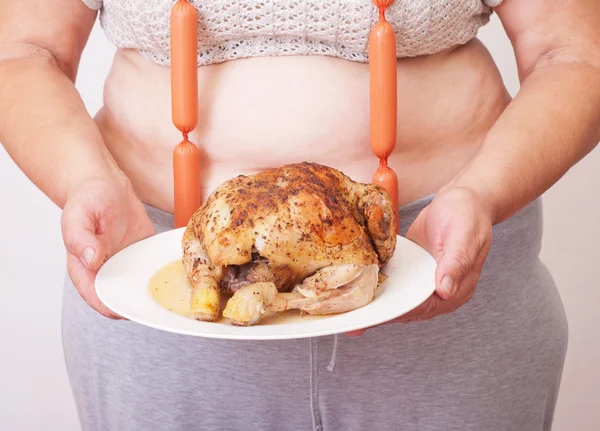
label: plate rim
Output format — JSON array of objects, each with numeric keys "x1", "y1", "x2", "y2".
[{"x1": 95, "y1": 229, "x2": 437, "y2": 340}]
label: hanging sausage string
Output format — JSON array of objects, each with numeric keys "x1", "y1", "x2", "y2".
[
  {"x1": 170, "y1": 0, "x2": 201, "y2": 228},
  {"x1": 369, "y1": 0, "x2": 399, "y2": 229}
]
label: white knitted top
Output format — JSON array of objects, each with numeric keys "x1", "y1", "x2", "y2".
[{"x1": 82, "y1": 0, "x2": 504, "y2": 67}]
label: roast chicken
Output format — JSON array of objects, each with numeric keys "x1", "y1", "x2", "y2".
[{"x1": 181, "y1": 162, "x2": 397, "y2": 325}]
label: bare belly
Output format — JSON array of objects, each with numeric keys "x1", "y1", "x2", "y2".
[{"x1": 95, "y1": 38, "x2": 511, "y2": 213}]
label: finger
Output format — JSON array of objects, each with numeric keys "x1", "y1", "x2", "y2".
[
  {"x1": 67, "y1": 253, "x2": 124, "y2": 319},
  {"x1": 400, "y1": 258, "x2": 483, "y2": 323},
  {"x1": 434, "y1": 222, "x2": 483, "y2": 300},
  {"x1": 437, "y1": 217, "x2": 492, "y2": 301},
  {"x1": 450, "y1": 264, "x2": 480, "y2": 307},
  {"x1": 61, "y1": 203, "x2": 106, "y2": 271}
]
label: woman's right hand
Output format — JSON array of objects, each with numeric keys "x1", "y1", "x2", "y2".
[{"x1": 61, "y1": 176, "x2": 155, "y2": 318}]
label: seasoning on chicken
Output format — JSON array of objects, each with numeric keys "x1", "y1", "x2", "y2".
[{"x1": 181, "y1": 162, "x2": 397, "y2": 324}]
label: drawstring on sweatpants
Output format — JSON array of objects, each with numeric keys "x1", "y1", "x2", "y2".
[{"x1": 327, "y1": 334, "x2": 339, "y2": 372}]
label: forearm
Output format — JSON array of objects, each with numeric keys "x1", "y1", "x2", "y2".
[
  {"x1": 0, "y1": 51, "x2": 127, "y2": 209},
  {"x1": 447, "y1": 59, "x2": 600, "y2": 225}
]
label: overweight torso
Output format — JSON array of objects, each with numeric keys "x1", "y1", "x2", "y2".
[{"x1": 94, "y1": 38, "x2": 511, "y2": 213}]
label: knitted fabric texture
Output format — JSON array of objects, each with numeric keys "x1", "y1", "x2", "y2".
[{"x1": 82, "y1": 0, "x2": 503, "y2": 67}]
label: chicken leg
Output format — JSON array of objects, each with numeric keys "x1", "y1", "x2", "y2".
[
  {"x1": 182, "y1": 224, "x2": 222, "y2": 321},
  {"x1": 355, "y1": 184, "x2": 397, "y2": 266},
  {"x1": 222, "y1": 263, "x2": 379, "y2": 326}
]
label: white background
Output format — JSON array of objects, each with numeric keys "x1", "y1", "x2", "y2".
[{"x1": 1, "y1": 14, "x2": 599, "y2": 431}]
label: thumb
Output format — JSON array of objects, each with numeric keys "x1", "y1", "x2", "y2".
[
  {"x1": 61, "y1": 202, "x2": 105, "y2": 270},
  {"x1": 406, "y1": 206, "x2": 473, "y2": 300},
  {"x1": 434, "y1": 228, "x2": 479, "y2": 300}
]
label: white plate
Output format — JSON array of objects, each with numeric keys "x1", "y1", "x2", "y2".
[{"x1": 95, "y1": 228, "x2": 437, "y2": 340}]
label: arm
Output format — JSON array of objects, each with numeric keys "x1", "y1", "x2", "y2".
[
  {"x1": 0, "y1": 1, "x2": 154, "y2": 318},
  {"x1": 350, "y1": 0, "x2": 600, "y2": 330},
  {"x1": 0, "y1": 0, "x2": 128, "y2": 208},
  {"x1": 446, "y1": 0, "x2": 600, "y2": 224}
]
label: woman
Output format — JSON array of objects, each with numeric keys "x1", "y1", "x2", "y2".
[{"x1": 1, "y1": 0, "x2": 598, "y2": 429}]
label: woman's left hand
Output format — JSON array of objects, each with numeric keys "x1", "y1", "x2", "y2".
[{"x1": 346, "y1": 186, "x2": 493, "y2": 335}]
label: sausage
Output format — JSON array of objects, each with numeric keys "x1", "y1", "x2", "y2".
[
  {"x1": 170, "y1": 0, "x2": 201, "y2": 227},
  {"x1": 170, "y1": 0, "x2": 198, "y2": 133},
  {"x1": 369, "y1": 18, "x2": 397, "y2": 160},
  {"x1": 370, "y1": 0, "x2": 399, "y2": 232},
  {"x1": 173, "y1": 139, "x2": 202, "y2": 228},
  {"x1": 373, "y1": 161, "x2": 398, "y2": 218}
]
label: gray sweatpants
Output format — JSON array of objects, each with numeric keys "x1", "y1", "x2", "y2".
[{"x1": 61, "y1": 195, "x2": 568, "y2": 431}]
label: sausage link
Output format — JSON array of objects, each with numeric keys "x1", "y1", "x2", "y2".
[
  {"x1": 369, "y1": 11, "x2": 397, "y2": 159},
  {"x1": 173, "y1": 139, "x2": 202, "y2": 228},
  {"x1": 170, "y1": 0, "x2": 198, "y2": 133}
]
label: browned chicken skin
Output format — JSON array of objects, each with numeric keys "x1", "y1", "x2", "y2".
[{"x1": 181, "y1": 162, "x2": 397, "y2": 324}]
